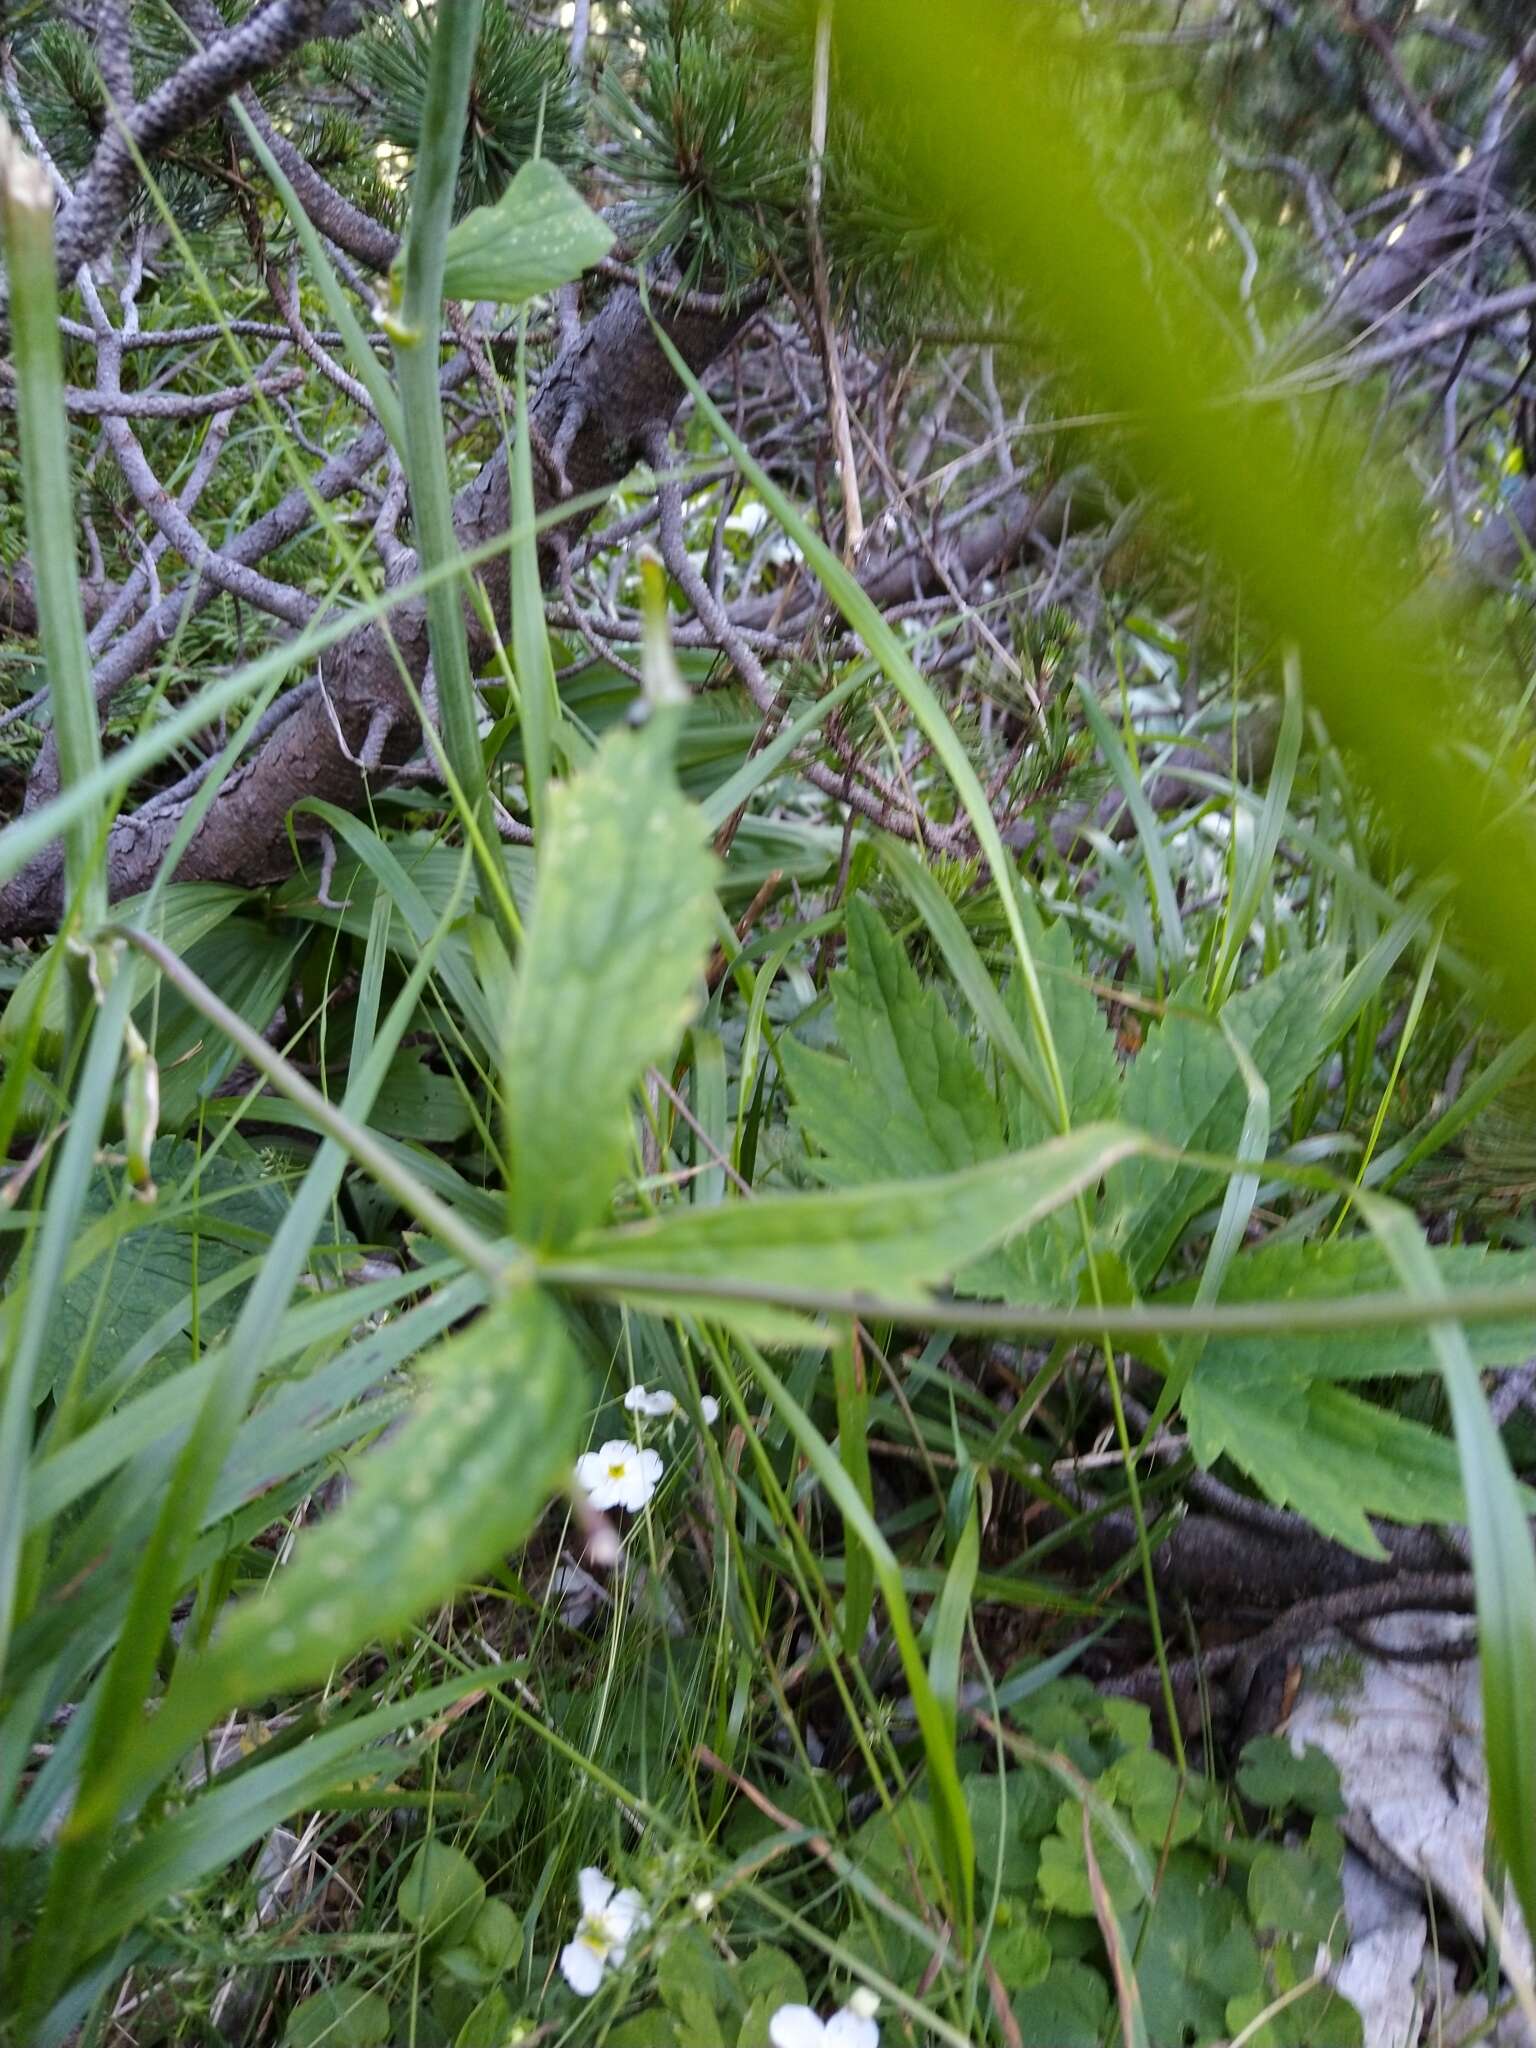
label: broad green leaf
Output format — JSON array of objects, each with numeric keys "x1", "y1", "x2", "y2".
[
  {"x1": 284, "y1": 1983, "x2": 392, "y2": 2048},
  {"x1": 1236, "y1": 1737, "x2": 1344, "y2": 1819},
  {"x1": 985, "y1": 1902, "x2": 1051, "y2": 1990},
  {"x1": 567, "y1": 1123, "x2": 1146, "y2": 1302},
  {"x1": 1008, "y1": 1958, "x2": 1109, "y2": 2048},
  {"x1": 149, "y1": 921, "x2": 301, "y2": 1130},
  {"x1": 1130, "y1": 1855, "x2": 1263, "y2": 2046},
  {"x1": 370, "y1": 1049, "x2": 475, "y2": 1144},
  {"x1": 1247, "y1": 1841, "x2": 1344, "y2": 1946},
  {"x1": 1174, "y1": 1237, "x2": 1536, "y2": 1389},
  {"x1": 782, "y1": 897, "x2": 1005, "y2": 1184},
  {"x1": 1183, "y1": 1373, "x2": 1466, "y2": 1557},
  {"x1": 0, "y1": 882, "x2": 243, "y2": 1065},
  {"x1": 456, "y1": 1987, "x2": 515, "y2": 2048},
  {"x1": 436, "y1": 158, "x2": 614, "y2": 305},
  {"x1": 504, "y1": 718, "x2": 719, "y2": 1248},
  {"x1": 1109, "y1": 949, "x2": 1343, "y2": 1283},
  {"x1": 39, "y1": 1136, "x2": 290, "y2": 1402},
  {"x1": 736, "y1": 1945, "x2": 809, "y2": 2048},
  {"x1": 467, "y1": 1896, "x2": 522, "y2": 1971},
  {"x1": 397, "y1": 1841, "x2": 486, "y2": 1945},
  {"x1": 1037, "y1": 1812, "x2": 1143, "y2": 1917},
  {"x1": 162, "y1": 1285, "x2": 581, "y2": 1705}
]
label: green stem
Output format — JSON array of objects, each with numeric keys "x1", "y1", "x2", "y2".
[
  {"x1": 390, "y1": 0, "x2": 497, "y2": 869},
  {"x1": 0, "y1": 127, "x2": 103, "y2": 935}
]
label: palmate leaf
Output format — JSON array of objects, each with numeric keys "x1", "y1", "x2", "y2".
[
  {"x1": 782, "y1": 897, "x2": 1005, "y2": 1184},
  {"x1": 1174, "y1": 1237, "x2": 1536, "y2": 1391},
  {"x1": 435, "y1": 157, "x2": 614, "y2": 306},
  {"x1": 504, "y1": 716, "x2": 720, "y2": 1248},
  {"x1": 781, "y1": 895, "x2": 1117, "y2": 1301},
  {"x1": 149, "y1": 1285, "x2": 579, "y2": 1717},
  {"x1": 1107, "y1": 949, "x2": 1343, "y2": 1285},
  {"x1": 1182, "y1": 1372, "x2": 1468, "y2": 1557}
]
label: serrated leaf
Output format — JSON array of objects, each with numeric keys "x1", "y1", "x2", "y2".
[
  {"x1": 782, "y1": 897, "x2": 1005, "y2": 1184},
  {"x1": 177, "y1": 1285, "x2": 582, "y2": 1700},
  {"x1": 397, "y1": 1841, "x2": 485, "y2": 1944},
  {"x1": 1184, "y1": 1372, "x2": 1466, "y2": 1556},
  {"x1": 568, "y1": 1123, "x2": 1146, "y2": 1301},
  {"x1": 1109, "y1": 950, "x2": 1343, "y2": 1284},
  {"x1": 435, "y1": 157, "x2": 614, "y2": 306},
  {"x1": 504, "y1": 718, "x2": 719, "y2": 1247},
  {"x1": 1174, "y1": 1237, "x2": 1536, "y2": 1389},
  {"x1": 736, "y1": 1945, "x2": 808, "y2": 2048},
  {"x1": 1001, "y1": 904, "x2": 1121, "y2": 1147},
  {"x1": 1007, "y1": 1958, "x2": 1109, "y2": 2048},
  {"x1": 780, "y1": 897, "x2": 1085, "y2": 1304}
]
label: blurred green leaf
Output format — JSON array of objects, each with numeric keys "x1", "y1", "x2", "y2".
[
  {"x1": 158, "y1": 1284, "x2": 581, "y2": 1708},
  {"x1": 1184, "y1": 1372, "x2": 1467, "y2": 1557},
  {"x1": 568, "y1": 1123, "x2": 1146, "y2": 1301},
  {"x1": 1237, "y1": 1738, "x2": 1345, "y2": 1819},
  {"x1": 504, "y1": 717, "x2": 719, "y2": 1247},
  {"x1": 398, "y1": 1841, "x2": 486, "y2": 1944},
  {"x1": 436, "y1": 156, "x2": 613, "y2": 305}
]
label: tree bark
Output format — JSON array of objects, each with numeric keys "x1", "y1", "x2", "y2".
[{"x1": 0, "y1": 289, "x2": 749, "y2": 935}]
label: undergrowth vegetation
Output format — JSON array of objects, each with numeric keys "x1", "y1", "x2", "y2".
[{"x1": 3, "y1": 2, "x2": 1536, "y2": 2043}]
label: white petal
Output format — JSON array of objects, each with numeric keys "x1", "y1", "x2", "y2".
[
  {"x1": 596, "y1": 1438, "x2": 634, "y2": 1466},
  {"x1": 605, "y1": 1887, "x2": 647, "y2": 1942},
  {"x1": 636, "y1": 1448, "x2": 664, "y2": 1484},
  {"x1": 574, "y1": 1451, "x2": 605, "y2": 1491},
  {"x1": 699, "y1": 1396, "x2": 720, "y2": 1425},
  {"x1": 623, "y1": 1385, "x2": 652, "y2": 1412},
  {"x1": 643, "y1": 1389, "x2": 678, "y2": 1416},
  {"x1": 826, "y1": 2012, "x2": 878, "y2": 2048},
  {"x1": 613, "y1": 1466, "x2": 656, "y2": 1511},
  {"x1": 559, "y1": 1938, "x2": 606, "y2": 1997},
  {"x1": 577, "y1": 1867, "x2": 614, "y2": 1916},
  {"x1": 769, "y1": 2007, "x2": 827, "y2": 2048}
]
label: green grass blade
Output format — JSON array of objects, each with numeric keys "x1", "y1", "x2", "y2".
[
  {"x1": 1358, "y1": 1192, "x2": 1536, "y2": 1940},
  {"x1": 0, "y1": 126, "x2": 104, "y2": 937}
]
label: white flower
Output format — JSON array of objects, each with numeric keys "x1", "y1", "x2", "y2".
[
  {"x1": 558, "y1": 1867, "x2": 647, "y2": 1997},
  {"x1": 699, "y1": 1395, "x2": 720, "y2": 1425},
  {"x1": 575, "y1": 1440, "x2": 663, "y2": 1512},
  {"x1": 690, "y1": 1889, "x2": 715, "y2": 1918},
  {"x1": 768, "y1": 2006, "x2": 879, "y2": 2048},
  {"x1": 623, "y1": 1384, "x2": 678, "y2": 1418}
]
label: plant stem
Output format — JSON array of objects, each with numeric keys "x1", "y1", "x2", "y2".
[
  {"x1": 390, "y1": 0, "x2": 499, "y2": 879},
  {"x1": 0, "y1": 124, "x2": 104, "y2": 938}
]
